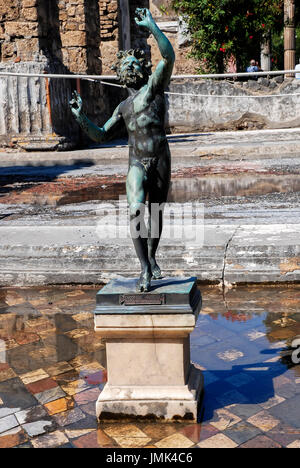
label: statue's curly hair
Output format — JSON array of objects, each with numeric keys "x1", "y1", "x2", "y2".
[{"x1": 111, "y1": 49, "x2": 152, "y2": 83}]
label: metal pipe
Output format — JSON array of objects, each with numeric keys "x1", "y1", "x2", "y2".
[{"x1": 0, "y1": 69, "x2": 298, "y2": 81}]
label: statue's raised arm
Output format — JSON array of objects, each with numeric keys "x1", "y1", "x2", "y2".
[{"x1": 135, "y1": 8, "x2": 175, "y2": 91}]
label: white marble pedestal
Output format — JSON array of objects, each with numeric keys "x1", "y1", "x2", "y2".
[{"x1": 94, "y1": 277, "x2": 203, "y2": 422}]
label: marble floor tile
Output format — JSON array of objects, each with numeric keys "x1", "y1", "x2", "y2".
[
  {"x1": 260, "y1": 395, "x2": 286, "y2": 410},
  {"x1": 225, "y1": 373, "x2": 255, "y2": 388},
  {"x1": 141, "y1": 423, "x2": 178, "y2": 442},
  {"x1": 197, "y1": 433, "x2": 238, "y2": 448},
  {"x1": 72, "y1": 429, "x2": 115, "y2": 448},
  {"x1": 0, "y1": 414, "x2": 19, "y2": 434},
  {"x1": 15, "y1": 406, "x2": 48, "y2": 425},
  {"x1": 0, "y1": 368, "x2": 17, "y2": 383},
  {"x1": 26, "y1": 378, "x2": 58, "y2": 395},
  {"x1": 20, "y1": 369, "x2": 50, "y2": 385},
  {"x1": 0, "y1": 285, "x2": 300, "y2": 448},
  {"x1": 53, "y1": 408, "x2": 86, "y2": 427},
  {"x1": 210, "y1": 409, "x2": 241, "y2": 431},
  {"x1": 31, "y1": 430, "x2": 69, "y2": 448},
  {"x1": 224, "y1": 422, "x2": 262, "y2": 445},
  {"x1": 0, "y1": 427, "x2": 28, "y2": 448},
  {"x1": 35, "y1": 387, "x2": 66, "y2": 405},
  {"x1": 247, "y1": 411, "x2": 281, "y2": 432},
  {"x1": 155, "y1": 433, "x2": 194, "y2": 449},
  {"x1": 104, "y1": 424, "x2": 151, "y2": 448},
  {"x1": 287, "y1": 440, "x2": 300, "y2": 448},
  {"x1": 73, "y1": 388, "x2": 100, "y2": 405},
  {"x1": 239, "y1": 435, "x2": 282, "y2": 448},
  {"x1": 45, "y1": 362, "x2": 73, "y2": 377},
  {"x1": 44, "y1": 397, "x2": 75, "y2": 416},
  {"x1": 22, "y1": 419, "x2": 56, "y2": 437}
]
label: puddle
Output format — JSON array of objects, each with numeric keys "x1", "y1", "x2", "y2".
[{"x1": 0, "y1": 285, "x2": 299, "y2": 448}]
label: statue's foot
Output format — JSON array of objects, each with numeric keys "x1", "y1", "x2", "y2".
[
  {"x1": 137, "y1": 269, "x2": 152, "y2": 292},
  {"x1": 150, "y1": 261, "x2": 163, "y2": 280}
]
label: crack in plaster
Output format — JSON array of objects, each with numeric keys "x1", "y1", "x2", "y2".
[{"x1": 222, "y1": 225, "x2": 241, "y2": 308}]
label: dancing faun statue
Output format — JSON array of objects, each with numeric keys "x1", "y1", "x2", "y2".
[{"x1": 70, "y1": 8, "x2": 175, "y2": 292}]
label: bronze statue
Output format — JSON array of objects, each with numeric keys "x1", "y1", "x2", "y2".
[{"x1": 70, "y1": 8, "x2": 175, "y2": 292}]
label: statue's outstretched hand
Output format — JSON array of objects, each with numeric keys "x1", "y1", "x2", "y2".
[
  {"x1": 135, "y1": 8, "x2": 154, "y2": 30},
  {"x1": 69, "y1": 91, "x2": 83, "y2": 118}
]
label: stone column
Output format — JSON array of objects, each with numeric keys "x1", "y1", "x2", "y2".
[
  {"x1": 94, "y1": 277, "x2": 203, "y2": 422},
  {"x1": 261, "y1": 35, "x2": 271, "y2": 72},
  {"x1": 119, "y1": 0, "x2": 131, "y2": 50},
  {"x1": 284, "y1": 0, "x2": 296, "y2": 76}
]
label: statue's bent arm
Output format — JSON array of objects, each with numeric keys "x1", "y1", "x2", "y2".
[{"x1": 74, "y1": 102, "x2": 123, "y2": 144}]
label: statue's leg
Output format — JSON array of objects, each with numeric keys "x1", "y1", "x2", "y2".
[
  {"x1": 126, "y1": 163, "x2": 151, "y2": 292},
  {"x1": 148, "y1": 156, "x2": 171, "y2": 280}
]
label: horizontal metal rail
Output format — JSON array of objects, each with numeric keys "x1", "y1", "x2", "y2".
[{"x1": 0, "y1": 69, "x2": 298, "y2": 81}]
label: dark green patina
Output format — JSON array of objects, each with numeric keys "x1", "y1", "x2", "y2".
[
  {"x1": 94, "y1": 277, "x2": 202, "y2": 316},
  {"x1": 70, "y1": 8, "x2": 175, "y2": 292}
]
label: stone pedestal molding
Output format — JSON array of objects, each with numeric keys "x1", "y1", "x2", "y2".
[{"x1": 94, "y1": 277, "x2": 203, "y2": 422}]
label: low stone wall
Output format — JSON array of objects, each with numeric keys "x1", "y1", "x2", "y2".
[{"x1": 166, "y1": 77, "x2": 300, "y2": 133}]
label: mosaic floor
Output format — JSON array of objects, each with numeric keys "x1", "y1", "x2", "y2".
[{"x1": 0, "y1": 285, "x2": 300, "y2": 448}]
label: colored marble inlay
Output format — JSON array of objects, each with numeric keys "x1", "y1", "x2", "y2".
[{"x1": 0, "y1": 285, "x2": 299, "y2": 448}]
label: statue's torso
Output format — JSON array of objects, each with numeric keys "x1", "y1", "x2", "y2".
[{"x1": 120, "y1": 87, "x2": 170, "y2": 164}]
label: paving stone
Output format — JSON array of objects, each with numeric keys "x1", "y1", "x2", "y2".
[
  {"x1": 210, "y1": 409, "x2": 241, "y2": 431},
  {"x1": 247, "y1": 411, "x2": 280, "y2": 432},
  {"x1": 0, "y1": 284, "x2": 300, "y2": 448},
  {"x1": 197, "y1": 433, "x2": 238, "y2": 448},
  {"x1": 216, "y1": 390, "x2": 249, "y2": 408},
  {"x1": 60, "y1": 379, "x2": 90, "y2": 396},
  {"x1": 225, "y1": 373, "x2": 255, "y2": 388},
  {"x1": 26, "y1": 378, "x2": 58, "y2": 395},
  {"x1": 0, "y1": 368, "x2": 17, "y2": 383},
  {"x1": 0, "y1": 428, "x2": 28, "y2": 448},
  {"x1": 44, "y1": 397, "x2": 75, "y2": 416},
  {"x1": 31, "y1": 430, "x2": 69, "y2": 448},
  {"x1": 64, "y1": 428, "x2": 94, "y2": 439},
  {"x1": 73, "y1": 388, "x2": 100, "y2": 405},
  {"x1": 239, "y1": 435, "x2": 282, "y2": 448},
  {"x1": 45, "y1": 362, "x2": 73, "y2": 377},
  {"x1": 224, "y1": 421, "x2": 262, "y2": 445},
  {"x1": 178, "y1": 424, "x2": 208, "y2": 444},
  {"x1": 287, "y1": 440, "x2": 300, "y2": 448},
  {"x1": 22, "y1": 419, "x2": 56, "y2": 437},
  {"x1": 0, "y1": 378, "x2": 37, "y2": 417},
  {"x1": 35, "y1": 387, "x2": 66, "y2": 405},
  {"x1": 269, "y1": 395, "x2": 300, "y2": 429},
  {"x1": 0, "y1": 414, "x2": 19, "y2": 434},
  {"x1": 229, "y1": 403, "x2": 269, "y2": 420},
  {"x1": 104, "y1": 424, "x2": 151, "y2": 448},
  {"x1": 53, "y1": 407, "x2": 86, "y2": 427},
  {"x1": 155, "y1": 433, "x2": 194, "y2": 449},
  {"x1": 260, "y1": 395, "x2": 286, "y2": 410},
  {"x1": 73, "y1": 429, "x2": 115, "y2": 448},
  {"x1": 15, "y1": 406, "x2": 48, "y2": 424}
]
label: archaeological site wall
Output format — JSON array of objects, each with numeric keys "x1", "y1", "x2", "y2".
[{"x1": 0, "y1": 1, "x2": 299, "y2": 149}]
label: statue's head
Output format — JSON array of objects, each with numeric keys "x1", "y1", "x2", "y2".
[{"x1": 111, "y1": 49, "x2": 152, "y2": 89}]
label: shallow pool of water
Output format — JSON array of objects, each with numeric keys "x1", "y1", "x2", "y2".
[{"x1": 0, "y1": 285, "x2": 299, "y2": 448}]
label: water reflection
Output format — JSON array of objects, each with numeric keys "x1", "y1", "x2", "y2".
[
  {"x1": 0, "y1": 285, "x2": 299, "y2": 448},
  {"x1": 192, "y1": 286, "x2": 300, "y2": 435}
]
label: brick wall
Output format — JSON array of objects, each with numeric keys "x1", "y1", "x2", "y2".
[
  {"x1": 0, "y1": 0, "x2": 122, "y2": 147},
  {"x1": 148, "y1": 0, "x2": 197, "y2": 75},
  {"x1": 0, "y1": 0, "x2": 39, "y2": 62},
  {"x1": 0, "y1": 0, "x2": 198, "y2": 149}
]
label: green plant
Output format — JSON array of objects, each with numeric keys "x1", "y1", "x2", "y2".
[{"x1": 172, "y1": 0, "x2": 284, "y2": 73}]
